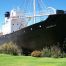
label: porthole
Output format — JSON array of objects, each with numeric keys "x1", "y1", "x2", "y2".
[
  {"x1": 39, "y1": 25, "x2": 41, "y2": 28},
  {"x1": 31, "y1": 28, "x2": 32, "y2": 30},
  {"x1": 24, "y1": 31, "x2": 25, "y2": 32}
]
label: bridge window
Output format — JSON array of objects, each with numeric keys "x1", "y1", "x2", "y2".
[
  {"x1": 13, "y1": 31, "x2": 14, "y2": 32},
  {"x1": 13, "y1": 24, "x2": 14, "y2": 25}
]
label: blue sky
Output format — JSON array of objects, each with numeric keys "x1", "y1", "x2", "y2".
[{"x1": 0, "y1": 0, "x2": 66, "y2": 31}]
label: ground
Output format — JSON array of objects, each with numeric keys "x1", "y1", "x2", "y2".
[{"x1": 0, "y1": 54, "x2": 66, "y2": 66}]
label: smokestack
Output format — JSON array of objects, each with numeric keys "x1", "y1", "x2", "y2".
[
  {"x1": 56, "y1": 10, "x2": 64, "y2": 14},
  {"x1": 5, "y1": 12, "x2": 10, "y2": 18}
]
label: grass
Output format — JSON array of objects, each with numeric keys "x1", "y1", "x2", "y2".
[{"x1": 0, "y1": 54, "x2": 66, "y2": 66}]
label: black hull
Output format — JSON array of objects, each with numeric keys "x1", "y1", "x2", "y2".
[{"x1": 0, "y1": 14, "x2": 66, "y2": 51}]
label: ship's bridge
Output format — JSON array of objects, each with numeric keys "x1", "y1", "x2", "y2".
[{"x1": 2, "y1": 8, "x2": 27, "y2": 35}]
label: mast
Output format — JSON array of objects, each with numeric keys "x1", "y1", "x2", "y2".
[
  {"x1": 27, "y1": 0, "x2": 56, "y2": 24},
  {"x1": 33, "y1": 0, "x2": 36, "y2": 24}
]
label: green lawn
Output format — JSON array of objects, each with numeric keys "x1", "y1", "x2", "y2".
[{"x1": 0, "y1": 54, "x2": 66, "y2": 66}]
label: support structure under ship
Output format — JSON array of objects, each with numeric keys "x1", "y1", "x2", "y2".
[{"x1": 0, "y1": 8, "x2": 66, "y2": 54}]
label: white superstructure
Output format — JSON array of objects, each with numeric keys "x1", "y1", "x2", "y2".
[{"x1": 2, "y1": 9, "x2": 27, "y2": 35}]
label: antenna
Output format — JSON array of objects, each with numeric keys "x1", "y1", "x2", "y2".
[{"x1": 33, "y1": 0, "x2": 36, "y2": 24}]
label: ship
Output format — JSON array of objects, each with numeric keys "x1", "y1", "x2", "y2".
[{"x1": 0, "y1": 0, "x2": 66, "y2": 55}]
